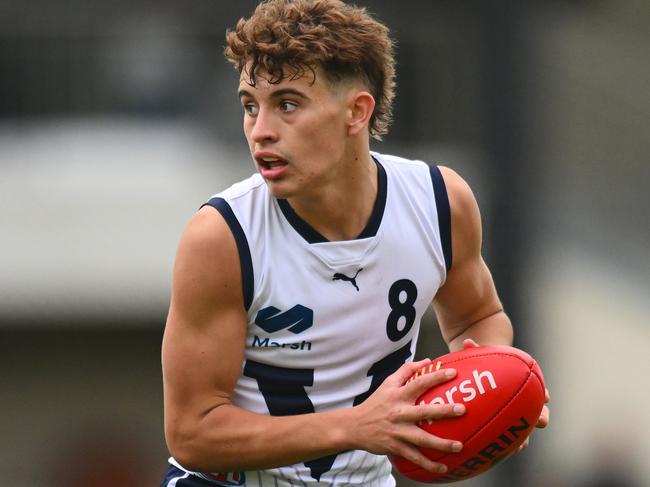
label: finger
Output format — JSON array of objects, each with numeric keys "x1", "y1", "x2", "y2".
[
  {"x1": 462, "y1": 338, "x2": 479, "y2": 349},
  {"x1": 518, "y1": 436, "x2": 530, "y2": 452},
  {"x1": 403, "y1": 368, "x2": 457, "y2": 399},
  {"x1": 392, "y1": 440, "x2": 451, "y2": 476},
  {"x1": 409, "y1": 402, "x2": 466, "y2": 424},
  {"x1": 405, "y1": 426, "x2": 464, "y2": 455},
  {"x1": 545, "y1": 388, "x2": 551, "y2": 403},
  {"x1": 536, "y1": 405, "x2": 550, "y2": 428},
  {"x1": 388, "y1": 359, "x2": 433, "y2": 387}
]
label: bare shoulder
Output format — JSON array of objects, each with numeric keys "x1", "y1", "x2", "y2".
[
  {"x1": 437, "y1": 165, "x2": 482, "y2": 259},
  {"x1": 437, "y1": 166, "x2": 480, "y2": 224},
  {"x1": 170, "y1": 205, "x2": 245, "y2": 326},
  {"x1": 178, "y1": 205, "x2": 238, "y2": 263}
]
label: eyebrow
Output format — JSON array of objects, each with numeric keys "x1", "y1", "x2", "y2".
[{"x1": 238, "y1": 87, "x2": 310, "y2": 101}]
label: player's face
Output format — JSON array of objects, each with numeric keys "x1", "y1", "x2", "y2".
[{"x1": 238, "y1": 68, "x2": 354, "y2": 200}]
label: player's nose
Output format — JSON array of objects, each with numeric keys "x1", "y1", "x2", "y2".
[{"x1": 250, "y1": 108, "x2": 279, "y2": 144}]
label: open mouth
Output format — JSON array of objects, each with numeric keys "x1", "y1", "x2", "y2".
[
  {"x1": 255, "y1": 154, "x2": 289, "y2": 180},
  {"x1": 259, "y1": 156, "x2": 286, "y2": 170}
]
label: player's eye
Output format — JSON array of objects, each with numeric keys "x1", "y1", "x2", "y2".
[
  {"x1": 280, "y1": 101, "x2": 298, "y2": 113},
  {"x1": 243, "y1": 103, "x2": 259, "y2": 116}
]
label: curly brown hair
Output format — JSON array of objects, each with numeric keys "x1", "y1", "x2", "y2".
[{"x1": 225, "y1": 0, "x2": 396, "y2": 140}]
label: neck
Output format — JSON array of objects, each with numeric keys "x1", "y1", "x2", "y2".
[{"x1": 287, "y1": 149, "x2": 378, "y2": 241}]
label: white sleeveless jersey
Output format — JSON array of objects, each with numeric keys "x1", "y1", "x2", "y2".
[{"x1": 169, "y1": 152, "x2": 452, "y2": 487}]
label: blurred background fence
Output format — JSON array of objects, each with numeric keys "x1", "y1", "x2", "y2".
[{"x1": 1, "y1": 1, "x2": 649, "y2": 486}]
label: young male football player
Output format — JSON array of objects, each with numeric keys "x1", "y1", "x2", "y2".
[{"x1": 161, "y1": 1, "x2": 549, "y2": 485}]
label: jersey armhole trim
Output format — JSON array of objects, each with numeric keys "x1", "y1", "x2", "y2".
[
  {"x1": 202, "y1": 197, "x2": 254, "y2": 311},
  {"x1": 428, "y1": 165, "x2": 453, "y2": 273}
]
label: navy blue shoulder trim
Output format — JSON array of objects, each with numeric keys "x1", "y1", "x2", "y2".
[
  {"x1": 202, "y1": 197, "x2": 254, "y2": 311},
  {"x1": 428, "y1": 165, "x2": 453, "y2": 273}
]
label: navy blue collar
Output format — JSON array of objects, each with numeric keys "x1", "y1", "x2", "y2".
[{"x1": 277, "y1": 157, "x2": 387, "y2": 244}]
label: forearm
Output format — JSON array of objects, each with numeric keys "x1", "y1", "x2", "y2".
[
  {"x1": 168, "y1": 402, "x2": 356, "y2": 472},
  {"x1": 446, "y1": 310, "x2": 513, "y2": 352}
]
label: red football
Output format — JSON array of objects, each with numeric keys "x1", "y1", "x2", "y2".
[{"x1": 390, "y1": 345, "x2": 546, "y2": 483}]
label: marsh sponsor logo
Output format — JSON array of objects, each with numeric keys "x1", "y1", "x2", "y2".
[
  {"x1": 255, "y1": 304, "x2": 313, "y2": 334},
  {"x1": 416, "y1": 369, "x2": 498, "y2": 407},
  {"x1": 412, "y1": 368, "x2": 498, "y2": 425},
  {"x1": 252, "y1": 335, "x2": 312, "y2": 351},
  {"x1": 252, "y1": 304, "x2": 314, "y2": 351}
]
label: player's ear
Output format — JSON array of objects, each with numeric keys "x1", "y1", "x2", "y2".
[{"x1": 347, "y1": 91, "x2": 375, "y2": 136}]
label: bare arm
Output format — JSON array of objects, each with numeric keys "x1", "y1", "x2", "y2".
[
  {"x1": 163, "y1": 206, "x2": 464, "y2": 474},
  {"x1": 432, "y1": 167, "x2": 549, "y2": 439},
  {"x1": 432, "y1": 167, "x2": 513, "y2": 351},
  {"x1": 162, "y1": 206, "x2": 350, "y2": 471}
]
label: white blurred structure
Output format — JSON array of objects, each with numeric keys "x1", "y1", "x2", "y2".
[{"x1": 0, "y1": 119, "x2": 252, "y2": 323}]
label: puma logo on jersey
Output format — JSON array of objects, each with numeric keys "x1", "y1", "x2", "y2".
[{"x1": 332, "y1": 268, "x2": 363, "y2": 291}]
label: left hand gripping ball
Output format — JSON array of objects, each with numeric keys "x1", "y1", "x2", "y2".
[{"x1": 390, "y1": 345, "x2": 546, "y2": 483}]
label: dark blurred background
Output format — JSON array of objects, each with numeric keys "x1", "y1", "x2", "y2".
[{"x1": 1, "y1": 1, "x2": 648, "y2": 486}]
